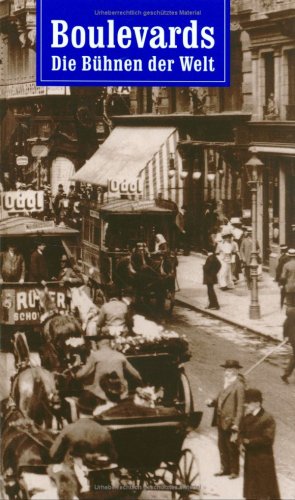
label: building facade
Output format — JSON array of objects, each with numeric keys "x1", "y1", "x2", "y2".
[{"x1": 1, "y1": 0, "x2": 294, "y2": 271}]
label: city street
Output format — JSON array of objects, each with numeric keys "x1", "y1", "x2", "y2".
[{"x1": 162, "y1": 306, "x2": 295, "y2": 500}]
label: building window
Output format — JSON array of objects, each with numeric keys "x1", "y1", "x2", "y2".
[{"x1": 263, "y1": 52, "x2": 275, "y2": 118}]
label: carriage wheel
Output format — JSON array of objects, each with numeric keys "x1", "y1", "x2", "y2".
[
  {"x1": 176, "y1": 373, "x2": 194, "y2": 415},
  {"x1": 172, "y1": 449, "x2": 202, "y2": 500}
]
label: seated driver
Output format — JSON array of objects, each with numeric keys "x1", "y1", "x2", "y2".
[{"x1": 73, "y1": 334, "x2": 142, "y2": 414}]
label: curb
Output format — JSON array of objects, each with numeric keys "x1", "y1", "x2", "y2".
[{"x1": 175, "y1": 297, "x2": 282, "y2": 344}]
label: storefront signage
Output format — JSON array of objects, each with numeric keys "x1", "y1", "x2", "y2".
[
  {"x1": 0, "y1": 287, "x2": 67, "y2": 325},
  {"x1": 107, "y1": 179, "x2": 143, "y2": 195},
  {"x1": 16, "y1": 155, "x2": 29, "y2": 166},
  {"x1": 107, "y1": 87, "x2": 131, "y2": 95},
  {"x1": 0, "y1": 191, "x2": 44, "y2": 217}
]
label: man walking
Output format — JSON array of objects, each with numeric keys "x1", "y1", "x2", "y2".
[
  {"x1": 207, "y1": 359, "x2": 245, "y2": 479},
  {"x1": 240, "y1": 388, "x2": 280, "y2": 500},
  {"x1": 280, "y1": 248, "x2": 295, "y2": 309},
  {"x1": 275, "y1": 245, "x2": 289, "y2": 308},
  {"x1": 240, "y1": 227, "x2": 260, "y2": 290},
  {"x1": 203, "y1": 250, "x2": 221, "y2": 310},
  {"x1": 281, "y1": 308, "x2": 295, "y2": 383}
]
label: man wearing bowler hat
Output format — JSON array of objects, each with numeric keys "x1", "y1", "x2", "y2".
[
  {"x1": 207, "y1": 359, "x2": 245, "y2": 479},
  {"x1": 240, "y1": 388, "x2": 280, "y2": 500}
]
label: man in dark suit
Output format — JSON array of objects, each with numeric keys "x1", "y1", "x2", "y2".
[
  {"x1": 240, "y1": 388, "x2": 280, "y2": 500},
  {"x1": 207, "y1": 359, "x2": 245, "y2": 479},
  {"x1": 203, "y1": 250, "x2": 221, "y2": 310},
  {"x1": 275, "y1": 245, "x2": 289, "y2": 308},
  {"x1": 29, "y1": 240, "x2": 49, "y2": 283}
]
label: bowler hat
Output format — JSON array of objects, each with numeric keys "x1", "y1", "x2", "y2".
[
  {"x1": 287, "y1": 248, "x2": 295, "y2": 257},
  {"x1": 220, "y1": 359, "x2": 243, "y2": 369},
  {"x1": 83, "y1": 453, "x2": 112, "y2": 470},
  {"x1": 245, "y1": 388, "x2": 263, "y2": 403}
]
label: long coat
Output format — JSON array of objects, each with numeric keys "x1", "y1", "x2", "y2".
[
  {"x1": 240, "y1": 409, "x2": 280, "y2": 500},
  {"x1": 29, "y1": 250, "x2": 49, "y2": 282},
  {"x1": 203, "y1": 254, "x2": 221, "y2": 285},
  {"x1": 211, "y1": 378, "x2": 245, "y2": 430}
]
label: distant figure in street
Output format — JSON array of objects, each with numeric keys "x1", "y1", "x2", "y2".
[
  {"x1": 53, "y1": 184, "x2": 65, "y2": 216},
  {"x1": 229, "y1": 217, "x2": 243, "y2": 248},
  {"x1": 281, "y1": 308, "x2": 295, "y2": 384},
  {"x1": 154, "y1": 234, "x2": 168, "y2": 254},
  {"x1": 203, "y1": 250, "x2": 221, "y2": 310},
  {"x1": 275, "y1": 245, "x2": 290, "y2": 308},
  {"x1": 29, "y1": 240, "x2": 49, "y2": 283},
  {"x1": 280, "y1": 248, "x2": 295, "y2": 309},
  {"x1": 0, "y1": 242, "x2": 25, "y2": 283},
  {"x1": 216, "y1": 229, "x2": 235, "y2": 290},
  {"x1": 206, "y1": 359, "x2": 245, "y2": 479},
  {"x1": 240, "y1": 227, "x2": 260, "y2": 290},
  {"x1": 240, "y1": 388, "x2": 280, "y2": 500}
]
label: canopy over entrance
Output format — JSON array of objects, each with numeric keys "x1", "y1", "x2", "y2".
[{"x1": 71, "y1": 126, "x2": 176, "y2": 187}]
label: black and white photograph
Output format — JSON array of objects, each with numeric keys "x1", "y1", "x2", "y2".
[{"x1": 0, "y1": 0, "x2": 294, "y2": 498}]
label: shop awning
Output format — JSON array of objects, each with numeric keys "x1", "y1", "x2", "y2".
[
  {"x1": 99, "y1": 198, "x2": 177, "y2": 215},
  {"x1": 71, "y1": 126, "x2": 176, "y2": 187}
]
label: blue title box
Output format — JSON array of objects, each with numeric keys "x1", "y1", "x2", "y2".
[{"x1": 36, "y1": 0, "x2": 230, "y2": 86}]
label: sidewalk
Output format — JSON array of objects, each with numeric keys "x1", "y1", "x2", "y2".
[{"x1": 176, "y1": 253, "x2": 285, "y2": 342}]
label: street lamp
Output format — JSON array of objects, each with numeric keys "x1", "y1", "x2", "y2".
[{"x1": 245, "y1": 148, "x2": 264, "y2": 320}]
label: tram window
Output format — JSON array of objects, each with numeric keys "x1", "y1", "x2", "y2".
[
  {"x1": 83, "y1": 218, "x2": 90, "y2": 242},
  {"x1": 93, "y1": 223, "x2": 100, "y2": 246}
]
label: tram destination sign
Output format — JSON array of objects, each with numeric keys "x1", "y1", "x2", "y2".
[
  {"x1": 0, "y1": 191, "x2": 44, "y2": 217},
  {"x1": 1, "y1": 287, "x2": 67, "y2": 325}
]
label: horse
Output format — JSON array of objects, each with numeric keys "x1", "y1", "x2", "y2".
[{"x1": 1, "y1": 402, "x2": 54, "y2": 499}]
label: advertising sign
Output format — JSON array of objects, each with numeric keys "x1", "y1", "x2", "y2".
[
  {"x1": 0, "y1": 191, "x2": 44, "y2": 217},
  {"x1": 0, "y1": 287, "x2": 67, "y2": 325},
  {"x1": 37, "y1": 0, "x2": 230, "y2": 86}
]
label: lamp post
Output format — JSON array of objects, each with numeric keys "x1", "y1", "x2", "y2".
[{"x1": 245, "y1": 148, "x2": 264, "y2": 320}]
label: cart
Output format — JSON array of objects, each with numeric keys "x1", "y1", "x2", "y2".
[
  {"x1": 93, "y1": 341, "x2": 203, "y2": 499},
  {"x1": 81, "y1": 198, "x2": 179, "y2": 314}
]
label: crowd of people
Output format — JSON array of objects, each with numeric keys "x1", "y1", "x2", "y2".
[{"x1": 202, "y1": 218, "x2": 261, "y2": 310}]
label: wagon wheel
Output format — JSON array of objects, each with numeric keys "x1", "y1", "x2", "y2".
[
  {"x1": 172, "y1": 448, "x2": 202, "y2": 500},
  {"x1": 176, "y1": 373, "x2": 194, "y2": 415}
]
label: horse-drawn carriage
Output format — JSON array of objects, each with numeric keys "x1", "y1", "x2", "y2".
[
  {"x1": 1, "y1": 328, "x2": 202, "y2": 500},
  {"x1": 81, "y1": 198, "x2": 179, "y2": 314}
]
